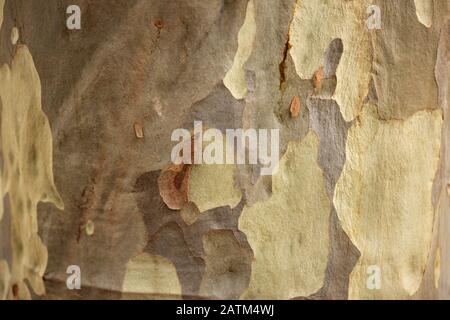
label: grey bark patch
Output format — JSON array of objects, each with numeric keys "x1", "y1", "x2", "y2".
[
  {"x1": 186, "y1": 83, "x2": 245, "y2": 131},
  {"x1": 136, "y1": 170, "x2": 252, "y2": 299},
  {"x1": 308, "y1": 98, "x2": 351, "y2": 199},
  {"x1": 307, "y1": 97, "x2": 359, "y2": 299},
  {"x1": 0, "y1": 196, "x2": 12, "y2": 268},
  {"x1": 324, "y1": 38, "x2": 343, "y2": 78}
]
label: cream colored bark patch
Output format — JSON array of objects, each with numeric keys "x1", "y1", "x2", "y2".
[
  {"x1": 0, "y1": 0, "x2": 4, "y2": 29},
  {"x1": 0, "y1": 45, "x2": 64, "y2": 298},
  {"x1": 11, "y1": 27, "x2": 19, "y2": 45},
  {"x1": 334, "y1": 104, "x2": 442, "y2": 299},
  {"x1": 290, "y1": 0, "x2": 371, "y2": 121},
  {"x1": 122, "y1": 253, "x2": 182, "y2": 299},
  {"x1": 239, "y1": 132, "x2": 330, "y2": 299},
  {"x1": 435, "y1": 247, "x2": 441, "y2": 289},
  {"x1": 414, "y1": 0, "x2": 433, "y2": 28},
  {"x1": 188, "y1": 164, "x2": 242, "y2": 213},
  {"x1": 85, "y1": 220, "x2": 95, "y2": 236},
  {"x1": 0, "y1": 261, "x2": 10, "y2": 299},
  {"x1": 223, "y1": 0, "x2": 256, "y2": 100},
  {"x1": 0, "y1": 5, "x2": 5, "y2": 301}
]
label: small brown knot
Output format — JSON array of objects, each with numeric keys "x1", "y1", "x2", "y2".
[
  {"x1": 312, "y1": 66, "x2": 325, "y2": 89},
  {"x1": 158, "y1": 164, "x2": 191, "y2": 210},
  {"x1": 154, "y1": 19, "x2": 164, "y2": 30},
  {"x1": 12, "y1": 284, "x2": 19, "y2": 299},
  {"x1": 290, "y1": 96, "x2": 301, "y2": 119},
  {"x1": 134, "y1": 122, "x2": 144, "y2": 139}
]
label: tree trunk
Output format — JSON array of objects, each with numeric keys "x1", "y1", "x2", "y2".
[{"x1": 0, "y1": 0, "x2": 448, "y2": 300}]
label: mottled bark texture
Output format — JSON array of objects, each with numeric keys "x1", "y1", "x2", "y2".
[{"x1": 0, "y1": 0, "x2": 449, "y2": 300}]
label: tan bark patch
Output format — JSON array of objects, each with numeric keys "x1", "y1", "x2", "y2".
[
  {"x1": 435, "y1": 247, "x2": 441, "y2": 289},
  {"x1": 414, "y1": 0, "x2": 433, "y2": 28},
  {"x1": 122, "y1": 253, "x2": 182, "y2": 299},
  {"x1": 188, "y1": 164, "x2": 242, "y2": 213},
  {"x1": 223, "y1": 0, "x2": 256, "y2": 100},
  {"x1": 290, "y1": 0, "x2": 371, "y2": 121},
  {"x1": 334, "y1": 104, "x2": 442, "y2": 299},
  {"x1": 0, "y1": 261, "x2": 10, "y2": 299},
  {"x1": 239, "y1": 132, "x2": 330, "y2": 299},
  {"x1": 0, "y1": 45, "x2": 63, "y2": 299}
]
